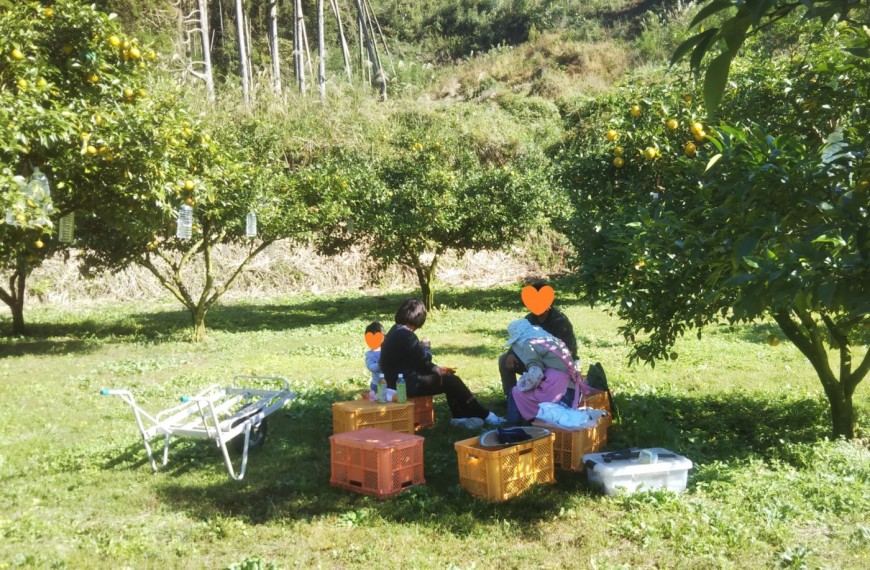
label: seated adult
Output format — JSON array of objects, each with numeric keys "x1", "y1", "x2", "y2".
[
  {"x1": 379, "y1": 298, "x2": 505, "y2": 429},
  {"x1": 498, "y1": 281, "x2": 578, "y2": 397},
  {"x1": 504, "y1": 319, "x2": 578, "y2": 425}
]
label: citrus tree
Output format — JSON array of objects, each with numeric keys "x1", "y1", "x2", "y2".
[
  {"x1": 0, "y1": 0, "x2": 155, "y2": 334},
  {"x1": 69, "y1": 103, "x2": 316, "y2": 342},
  {"x1": 558, "y1": 21, "x2": 869, "y2": 438},
  {"x1": 310, "y1": 110, "x2": 555, "y2": 310}
]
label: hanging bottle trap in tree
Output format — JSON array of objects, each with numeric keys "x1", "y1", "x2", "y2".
[
  {"x1": 58, "y1": 212, "x2": 75, "y2": 243},
  {"x1": 245, "y1": 211, "x2": 257, "y2": 238},
  {"x1": 176, "y1": 204, "x2": 193, "y2": 238}
]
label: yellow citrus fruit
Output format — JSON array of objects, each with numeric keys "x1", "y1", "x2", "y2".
[
  {"x1": 11, "y1": 48, "x2": 24, "y2": 60},
  {"x1": 94, "y1": 115, "x2": 105, "y2": 126},
  {"x1": 86, "y1": 145, "x2": 97, "y2": 155},
  {"x1": 185, "y1": 197, "x2": 195, "y2": 206},
  {"x1": 17, "y1": 78, "x2": 28, "y2": 90},
  {"x1": 683, "y1": 94, "x2": 693, "y2": 104},
  {"x1": 88, "y1": 73, "x2": 99, "y2": 83},
  {"x1": 690, "y1": 122, "x2": 704, "y2": 134},
  {"x1": 108, "y1": 35, "x2": 121, "y2": 47},
  {"x1": 44, "y1": 7, "x2": 53, "y2": 17},
  {"x1": 146, "y1": 49, "x2": 156, "y2": 60},
  {"x1": 15, "y1": 213, "x2": 26, "y2": 224},
  {"x1": 122, "y1": 40, "x2": 130, "y2": 50},
  {"x1": 34, "y1": 239, "x2": 44, "y2": 249},
  {"x1": 123, "y1": 88, "x2": 134, "y2": 99},
  {"x1": 130, "y1": 47, "x2": 141, "y2": 59},
  {"x1": 36, "y1": 78, "x2": 47, "y2": 88},
  {"x1": 694, "y1": 131, "x2": 706, "y2": 142},
  {"x1": 666, "y1": 118, "x2": 678, "y2": 131},
  {"x1": 605, "y1": 129, "x2": 618, "y2": 142},
  {"x1": 184, "y1": 179, "x2": 195, "y2": 190},
  {"x1": 613, "y1": 157, "x2": 625, "y2": 168},
  {"x1": 630, "y1": 105, "x2": 641, "y2": 117},
  {"x1": 855, "y1": 179, "x2": 868, "y2": 189},
  {"x1": 613, "y1": 146, "x2": 624, "y2": 157},
  {"x1": 684, "y1": 142, "x2": 697, "y2": 157},
  {"x1": 643, "y1": 147, "x2": 657, "y2": 160}
]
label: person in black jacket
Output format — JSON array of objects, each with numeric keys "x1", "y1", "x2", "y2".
[
  {"x1": 380, "y1": 298, "x2": 505, "y2": 429},
  {"x1": 498, "y1": 281, "x2": 578, "y2": 396}
]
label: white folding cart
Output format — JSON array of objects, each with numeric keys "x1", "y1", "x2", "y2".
[{"x1": 101, "y1": 375, "x2": 294, "y2": 480}]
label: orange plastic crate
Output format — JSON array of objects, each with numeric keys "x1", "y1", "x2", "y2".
[
  {"x1": 330, "y1": 427, "x2": 425, "y2": 499},
  {"x1": 454, "y1": 433, "x2": 555, "y2": 502},
  {"x1": 410, "y1": 395, "x2": 434, "y2": 430},
  {"x1": 333, "y1": 400, "x2": 415, "y2": 435},
  {"x1": 532, "y1": 412, "x2": 609, "y2": 472}
]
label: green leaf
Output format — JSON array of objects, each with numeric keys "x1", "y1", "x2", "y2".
[
  {"x1": 704, "y1": 51, "x2": 733, "y2": 114},
  {"x1": 689, "y1": 1, "x2": 735, "y2": 29},
  {"x1": 690, "y1": 31, "x2": 719, "y2": 74},
  {"x1": 705, "y1": 153, "x2": 723, "y2": 172},
  {"x1": 671, "y1": 29, "x2": 717, "y2": 66}
]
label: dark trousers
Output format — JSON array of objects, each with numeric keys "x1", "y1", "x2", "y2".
[
  {"x1": 410, "y1": 373, "x2": 489, "y2": 420},
  {"x1": 498, "y1": 350, "x2": 527, "y2": 396}
]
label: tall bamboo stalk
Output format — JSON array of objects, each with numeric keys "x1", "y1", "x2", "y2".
[
  {"x1": 235, "y1": 0, "x2": 250, "y2": 104},
  {"x1": 317, "y1": 0, "x2": 326, "y2": 101},
  {"x1": 196, "y1": 0, "x2": 215, "y2": 100},
  {"x1": 330, "y1": 0, "x2": 353, "y2": 83},
  {"x1": 295, "y1": 0, "x2": 306, "y2": 93},
  {"x1": 269, "y1": 0, "x2": 281, "y2": 93}
]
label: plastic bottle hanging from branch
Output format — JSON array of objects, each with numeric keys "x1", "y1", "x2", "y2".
[
  {"x1": 176, "y1": 204, "x2": 193, "y2": 239},
  {"x1": 58, "y1": 212, "x2": 75, "y2": 243},
  {"x1": 245, "y1": 211, "x2": 257, "y2": 238}
]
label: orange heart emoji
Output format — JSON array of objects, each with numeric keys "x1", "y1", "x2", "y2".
[
  {"x1": 521, "y1": 285, "x2": 555, "y2": 316},
  {"x1": 365, "y1": 331, "x2": 384, "y2": 350}
]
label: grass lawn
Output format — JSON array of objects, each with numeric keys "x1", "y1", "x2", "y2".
[{"x1": 1, "y1": 283, "x2": 868, "y2": 569}]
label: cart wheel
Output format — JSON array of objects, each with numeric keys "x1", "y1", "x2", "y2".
[{"x1": 230, "y1": 418, "x2": 268, "y2": 454}]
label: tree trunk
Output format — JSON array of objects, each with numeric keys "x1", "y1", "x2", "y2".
[
  {"x1": 413, "y1": 259, "x2": 438, "y2": 311},
  {"x1": 269, "y1": 0, "x2": 281, "y2": 93},
  {"x1": 191, "y1": 303, "x2": 208, "y2": 342},
  {"x1": 773, "y1": 310, "x2": 858, "y2": 439},
  {"x1": 234, "y1": 0, "x2": 250, "y2": 104},
  {"x1": 0, "y1": 262, "x2": 28, "y2": 335}
]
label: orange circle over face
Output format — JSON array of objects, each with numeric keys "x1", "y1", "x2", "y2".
[
  {"x1": 521, "y1": 285, "x2": 555, "y2": 315},
  {"x1": 365, "y1": 331, "x2": 384, "y2": 349}
]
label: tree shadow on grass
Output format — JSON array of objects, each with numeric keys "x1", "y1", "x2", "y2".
[
  {"x1": 2, "y1": 279, "x2": 582, "y2": 357},
  {"x1": 143, "y1": 384, "x2": 841, "y2": 534}
]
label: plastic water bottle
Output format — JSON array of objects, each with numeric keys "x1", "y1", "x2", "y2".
[
  {"x1": 176, "y1": 204, "x2": 193, "y2": 238},
  {"x1": 377, "y1": 374, "x2": 387, "y2": 403},
  {"x1": 245, "y1": 211, "x2": 257, "y2": 237},
  {"x1": 396, "y1": 373, "x2": 406, "y2": 403}
]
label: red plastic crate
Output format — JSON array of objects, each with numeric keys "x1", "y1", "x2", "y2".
[
  {"x1": 332, "y1": 400, "x2": 415, "y2": 435},
  {"x1": 532, "y1": 412, "x2": 609, "y2": 472},
  {"x1": 410, "y1": 395, "x2": 434, "y2": 430},
  {"x1": 329, "y1": 427, "x2": 425, "y2": 499}
]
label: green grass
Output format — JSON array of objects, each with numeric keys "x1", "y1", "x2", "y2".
[{"x1": 1, "y1": 283, "x2": 868, "y2": 569}]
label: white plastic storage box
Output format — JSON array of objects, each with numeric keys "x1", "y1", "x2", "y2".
[{"x1": 582, "y1": 448, "x2": 692, "y2": 495}]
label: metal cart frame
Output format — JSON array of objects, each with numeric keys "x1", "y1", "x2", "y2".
[{"x1": 101, "y1": 375, "x2": 294, "y2": 480}]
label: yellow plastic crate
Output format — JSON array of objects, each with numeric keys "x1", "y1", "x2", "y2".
[
  {"x1": 330, "y1": 427, "x2": 425, "y2": 499},
  {"x1": 332, "y1": 400, "x2": 415, "y2": 435},
  {"x1": 532, "y1": 413, "x2": 609, "y2": 472},
  {"x1": 410, "y1": 395, "x2": 434, "y2": 430},
  {"x1": 580, "y1": 388, "x2": 612, "y2": 414},
  {"x1": 454, "y1": 433, "x2": 555, "y2": 502}
]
